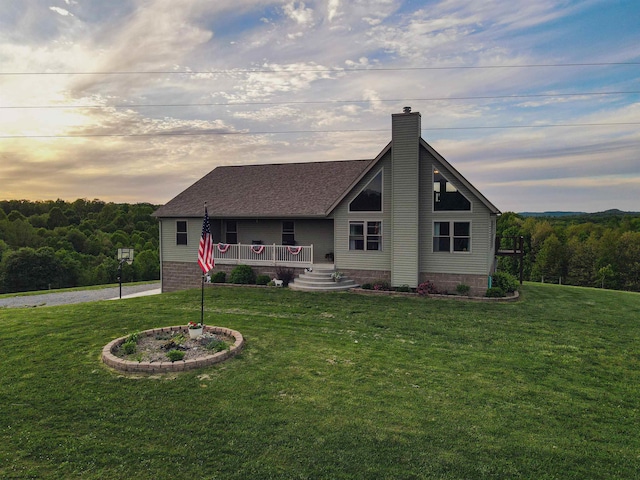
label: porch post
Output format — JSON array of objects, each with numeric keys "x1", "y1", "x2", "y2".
[{"x1": 273, "y1": 243, "x2": 276, "y2": 266}]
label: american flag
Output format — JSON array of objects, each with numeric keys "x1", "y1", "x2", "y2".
[{"x1": 198, "y1": 207, "x2": 215, "y2": 273}]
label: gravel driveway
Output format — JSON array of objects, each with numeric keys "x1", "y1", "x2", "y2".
[{"x1": 0, "y1": 283, "x2": 161, "y2": 309}]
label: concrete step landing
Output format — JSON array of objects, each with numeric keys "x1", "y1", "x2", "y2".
[{"x1": 288, "y1": 266, "x2": 358, "y2": 292}]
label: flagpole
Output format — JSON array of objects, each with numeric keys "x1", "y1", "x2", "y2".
[
  {"x1": 198, "y1": 201, "x2": 214, "y2": 328},
  {"x1": 201, "y1": 272, "x2": 205, "y2": 325},
  {"x1": 201, "y1": 201, "x2": 206, "y2": 326}
]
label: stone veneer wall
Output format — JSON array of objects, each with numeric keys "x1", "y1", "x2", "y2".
[
  {"x1": 420, "y1": 272, "x2": 489, "y2": 296},
  {"x1": 339, "y1": 269, "x2": 391, "y2": 286},
  {"x1": 340, "y1": 268, "x2": 488, "y2": 296},
  {"x1": 162, "y1": 261, "x2": 305, "y2": 292}
]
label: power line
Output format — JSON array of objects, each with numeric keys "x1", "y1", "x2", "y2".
[
  {"x1": 1, "y1": 122, "x2": 638, "y2": 139},
  {"x1": 2, "y1": 91, "x2": 639, "y2": 110},
  {"x1": 1, "y1": 62, "x2": 639, "y2": 76}
]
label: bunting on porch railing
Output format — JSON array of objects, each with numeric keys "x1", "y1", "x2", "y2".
[
  {"x1": 251, "y1": 245, "x2": 265, "y2": 254},
  {"x1": 217, "y1": 243, "x2": 230, "y2": 253},
  {"x1": 287, "y1": 246, "x2": 302, "y2": 255}
]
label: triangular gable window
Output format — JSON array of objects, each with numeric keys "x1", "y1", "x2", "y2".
[
  {"x1": 349, "y1": 171, "x2": 382, "y2": 212},
  {"x1": 434, "y1": 168, "x2": 471, "y2": 211}
]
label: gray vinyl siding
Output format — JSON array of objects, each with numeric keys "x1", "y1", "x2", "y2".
[
  {"x1": 331, "y1": 152, "x2": 392, "y2": 271},
  {"x1": 419, "y1": 149, "x2": 494, "y2": 276},
  {"x1": 159, "y1": 218, "x2": 203, "y2": 262},
  {"x1": 391, "y1": 113, "x2": 421, "y2": 287}
]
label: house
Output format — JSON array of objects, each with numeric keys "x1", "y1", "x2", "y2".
[{"x1": 153, "y1": 108, "x2": 501, "y2": 295}]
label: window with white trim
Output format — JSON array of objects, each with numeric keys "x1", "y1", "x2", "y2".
[
  {"x1": 349, "y1": 221, "x2": 382, "y2": 251},
  {"x1": 433, "y1": 221, "x2": 470, "y2": 252},
  {"x1": 176, "y1": 220, "x2": 188, "y2": 245}
]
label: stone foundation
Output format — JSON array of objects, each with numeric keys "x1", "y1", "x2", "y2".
[
  {"x1": 338, "y1": 269, "x2": 391, "y2": 286},
  {"x1": 162, "y1": 261, "x2": 306, "y2": 292},
  {"x1": 420, "y1": 272, "x2": 489, "y2": 296},
  {"x1": 338, "y1": 269, "x2": 487, "y2": 295}
]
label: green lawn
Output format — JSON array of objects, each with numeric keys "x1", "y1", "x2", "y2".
[{"x1": 1, "y1": 284, "x2": 638, "y2": 479}]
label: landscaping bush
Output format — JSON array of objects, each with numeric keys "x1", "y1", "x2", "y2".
[
  {"x1": 211, "y1": 271, "x2": 226, "y2": 283},
  {"x1": 417, "y1": 281, "x2": 439, "y2": 296},
  {"x1": 229, "y1": 265, "x2": 256, "y2": 284},
  {"x1": 485, "y1": 287, "x2": 506, "y2": 298},
  {"x1": 275, "y1": 267, "x2": 295, "y2": 287},
  {"x1": 372, "y1": 280, "x2": 391, "y2": 291},
  {"x1": 395, "y1": 285, "x2": 412, "y2": 293},
  {"x1": 361, "y1": 283, "x2": 372, "y2": 290},
  {"x1": 456, "y1": 284, "x2": 471, "y2": 295},
  {"x1": 492, "y1": 271, "x2": 519, "y2": 293},
  {"x1": 256, "y1": 274, "x2": 271, "y2": 286}
]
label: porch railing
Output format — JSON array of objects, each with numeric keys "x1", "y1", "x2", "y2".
[{"x1": 213, "y1": 243, "x2": 313, "y2": 267}]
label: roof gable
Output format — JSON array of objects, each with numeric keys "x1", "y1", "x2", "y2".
[{"x1": 420, "y1": 138, "x2": 500, "y2": 214}]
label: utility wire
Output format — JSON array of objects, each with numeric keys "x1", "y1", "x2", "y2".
[
  {"x1": 1, "y1": 62, "x2": 639, "y2": 75},
  {"x1": 2, "y1": 91, "x2": 639, "y2": 109},
  {"x1": 1, "y1": 122, "x2": 638, "y2": 139}
]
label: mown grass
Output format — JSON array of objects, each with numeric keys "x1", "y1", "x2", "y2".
[{"x1": 1, "y1": 283, "x2": 638, "y2": 479}]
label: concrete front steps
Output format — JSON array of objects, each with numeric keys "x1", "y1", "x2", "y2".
[{"x1": 288, "y1": 266, "x2": 359, "y2": 292}]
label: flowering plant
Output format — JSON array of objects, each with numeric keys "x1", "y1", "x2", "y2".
[
  {"x1": 330, "y1": 271, "x2": 343, "y2": 282},
  {"x1": 188, "y1": 321, "x2": 203, "y2": 329}
]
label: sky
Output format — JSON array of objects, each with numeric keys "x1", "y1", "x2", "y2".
[{"x1": 1, "y1": 0, "x2": 639, "y2": 213}]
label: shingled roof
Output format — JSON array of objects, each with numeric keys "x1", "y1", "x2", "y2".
[{"x1": 153, "y1": 159, "x2": 375, "y2": 218}]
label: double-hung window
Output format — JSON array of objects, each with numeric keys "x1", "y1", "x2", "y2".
[
  {"x1": 225, "y1": 220, "x2": 237, "y2": 244},
  {"x1": 433, "y1": 221, "x2": 470, "y2": 252},
  {"x1": 349, "y1": 221, "x2": 382, "y2": 251},
  {"x1": 176, "y1": 221, "x2": 188, "y2": 245},
  {"x1": 282, "y1": 221, "x2": 295, "y2": 245}
]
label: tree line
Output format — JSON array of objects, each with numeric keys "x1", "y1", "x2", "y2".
[
  {"x1": 497, "y1": 210, "x2": 640, "y2": 292},
  {"x1": 0, "y1": 199, "x2": 159, "y2": 293}
]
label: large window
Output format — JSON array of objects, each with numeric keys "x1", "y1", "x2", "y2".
[
  {"x1": 349, "y1": 171, "x2": 382, "y2": 212},
  {"x1": 433, "y1": 221, "x2": 470, "y2": 252},
  {"x1": 434, "y1": 169, "x2": 471, "y2": 211},
  {"x1": 349, "y1": 221, "x2": 382, "y2": 251},
  {"x1": 225, "y1": 220, "x2": 237, "y2": 244},
  {"x1": 282, "y1": 221, "x2": 295, "y2": 245},
  {"x1": 176, "y1": 221, "x2": 188, "y2": 245}
]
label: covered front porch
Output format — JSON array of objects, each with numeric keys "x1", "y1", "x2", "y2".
[{"x1": 213, "y1": 243, "x2": 315, "y2": 268}]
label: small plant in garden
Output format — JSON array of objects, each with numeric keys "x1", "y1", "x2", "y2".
[
  {"x1": 417, "y1": 281, "x2": 439, "y2": 296},
  {"x1": 229, "y1": 264, "x2": 256, "y2": 284},
  {"x1": 485, "y1": 287, "x2": 506, "y2": 298},
  {"x1": 395, "y1": 285, "x2": 412, "y2": 293},
  {"x1": 372, "y1": 280, "x2": 391, "y2": 291},
  {"x1": 361, "y1": 283, "x2": 372, "y2": 290},
  {"x1": 456, "y1": 284, "x2": 471, "y2": 295},
  {"x1": 331, "y1": 271, "x2": 344, "y2": 282},
  {"x1": 166, "y1": 350, "x2": 185, "y2": 362},
  {"x1": 275, "y1": 267, "x2": 295, "y2": 287},
  {"x1": 211, "y1": 271, "x2": 226, "y2": 283},
  {"x1": 188, "y1": 321, "x2": 202, "y2": 330},
  {"x1": 201, "y1": 336, "x2": 229, "y2": 353},
  {"x1": 122, "y1": 340, "x2": 136, "y2": 355},
  {"x1": 256, "y1": 274, "x2": 271, "y2": 285}
]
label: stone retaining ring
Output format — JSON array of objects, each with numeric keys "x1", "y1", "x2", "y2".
[{"x1": 101, "y1": 325, "x2": 244, "y2": 374}]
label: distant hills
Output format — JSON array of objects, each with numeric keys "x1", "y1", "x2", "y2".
[{"x1": 519, "y1": 209, "x2": 639, "y2": 218}]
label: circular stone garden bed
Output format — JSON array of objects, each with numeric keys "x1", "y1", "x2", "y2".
[{"x1": 102, "y1": 325, "x2": 244, "y2": 374}]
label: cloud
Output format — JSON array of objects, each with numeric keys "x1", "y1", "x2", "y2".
[{"x1": 49, "y1": 7, "x2": 73, "y2": 17}]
